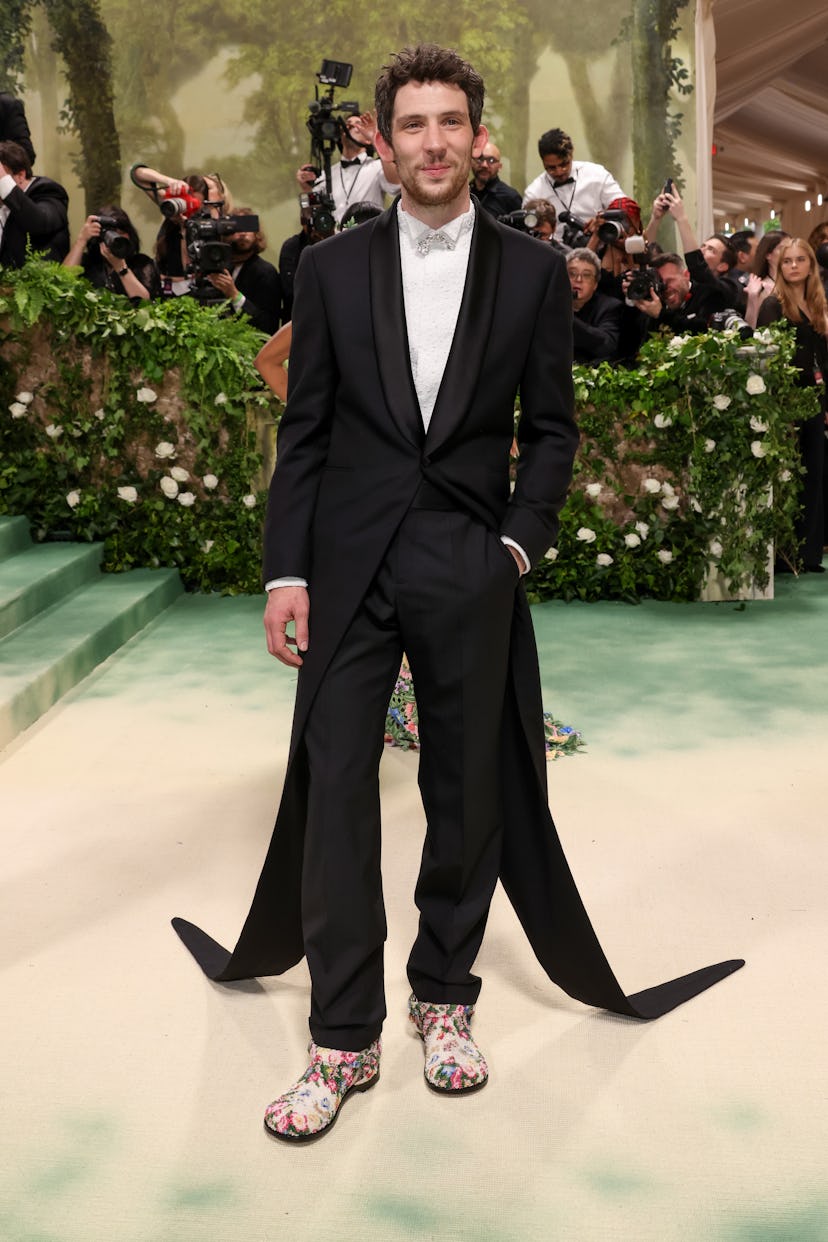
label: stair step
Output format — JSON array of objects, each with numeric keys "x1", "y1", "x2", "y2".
[
  {"x1": 0, "y1": 515, "x2": 32, "y2": 561},
  {"x1": 0, "y1": 568, "x2": 182, "y2": 750},
  {"x1": 0, "y1": 541, "x2": 104, "y2": 640}
]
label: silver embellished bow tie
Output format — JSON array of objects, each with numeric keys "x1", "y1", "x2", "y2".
[{"x1": 416, "y1": 229, "x2": 456, "y2": 256}]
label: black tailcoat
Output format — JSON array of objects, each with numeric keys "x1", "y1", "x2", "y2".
[{"x1": 174, "y1": 205, "x2": 743, "y2": 1017}]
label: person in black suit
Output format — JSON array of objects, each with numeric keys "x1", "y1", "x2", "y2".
[
  {"x1": 205, "y1": 209, "x2": 282, "y2": 335},
  {"x1": 567, "y1": 247, "x2": 622, "y2": 363},
  {"x1": 0, "y1": 93, "x2": 35, "y2": 166},
  {"x1": 0, "y1": 141, "x2": 69, "y2": 268},
  {"x1": 173, "y1": 43, "x2": 742, "y2": 1143}
]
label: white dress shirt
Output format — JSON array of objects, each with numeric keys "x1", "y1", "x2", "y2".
[
  {"x1": 313, "y1": 154, "x2": 397, "y2": 223},
  {"x1": 523, "y1": 160, "x2": 625, "y2": 240}
]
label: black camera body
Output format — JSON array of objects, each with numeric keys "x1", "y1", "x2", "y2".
[
  {"x1": 184, "y1": 209, "x2": 259, "y2": 298},
  {"x1": 300, "y1": 190, "x2": 336, "y2": 239},
  {"x1": 625, "y1": 267, "x2": 666, "y2": 307},
  {"x1": 306, "y1": 59, "x2": 359, "y2": 162},
  {"x1": 557, "y1": 211, "x2": 590, "y2": 249},
  {"x1": 497, "y1": 208, "x2": 540, "y2": 234},
  {"x1": 95, "y1": 214, "x2": 134, "y2": 259}
]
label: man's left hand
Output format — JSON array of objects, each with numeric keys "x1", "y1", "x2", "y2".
[{"x1": 207, "y1": 270, "x2": 238, "y2": 300}]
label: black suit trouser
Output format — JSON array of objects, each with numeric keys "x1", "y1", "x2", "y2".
[{"x1": 301, "y1": 506, "x2": 521, "y2": 1050}]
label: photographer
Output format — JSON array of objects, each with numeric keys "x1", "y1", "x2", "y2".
[
  {"x1": 63, "y1": 206, "x2": 160, "y2": 302},
  {"x1": 296, "y1": 111, "x2": 398, "y2": 226},
  {"x1": 470, "y1": 142, "x2": 521, "y2": 217},
  {"x1": 130, "y1": 165, "x2": 230, "y2": 295},
  {"x1": 643, "y1": 187, "x2": 732, "y2": 320},
  {"x1": 0, "y1": 140, "x2": 69, "y2": 268},
  {"x1": 522, "y1": 128, "x2": 626, "y2": 243},
  {"x1": 567, "y1": 248, "x2": 622, "y2": 365},
  {"x1": 633, "y1": 188, "x2": 729, "y2": 335},
  {"x1": 521, "y1": 198, "x2": 570, "y2": 255},
  {"x1": 205, "y1": 208, "x2": 281, "y2": 335}
]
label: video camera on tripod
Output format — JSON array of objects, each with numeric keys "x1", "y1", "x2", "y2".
[{"x1": 301, "y1": 58, "x2": 360, "y2": 237}]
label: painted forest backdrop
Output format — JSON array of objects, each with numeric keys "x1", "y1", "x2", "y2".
[{"x1": 1, "y1": 0, "x2": 697, "y2": 253}]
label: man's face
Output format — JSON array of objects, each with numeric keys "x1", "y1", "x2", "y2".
[
  {"x1": 700, "y1": 237, "x2": 728, "y2": 275},
  {"x1": 375, "y1": 80, "x2": 487, "y2": 222},
  {"x1": 658, "y1": 262, "x2": 691, "y2": 309},
  {"x1": 567, "y1": 260, "x2": 598, "y2": 310},
  {"x1": 472, "y1": 143, "x2": 501, "y2": 187},
  {"x1": 542, "y1": 152, "x2": 573, "y2": 183},
  {"x1": 231, "y1": 231, "x2": 257, "y2": 259}
]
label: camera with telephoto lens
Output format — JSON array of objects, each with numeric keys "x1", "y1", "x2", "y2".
[
  {"x1": 95, "y1": 214, "x2": 134, "y2": 259},
  {"x1": 497, "y1": 208, "x2": 540, "y2": 234},
  {"x1": 158, "y1": 186, "x2": 204, "y2": 220},
  {"x1": 708, "y1": 308, "x2": 753, "y2": 340},
  {"x1": 184, "y1": 207, "x2": 259, "y2": 300},
  {"x1": 557, "y1": 211, "x2": 591, "y2": 249},
  {"x1": 300, "y1": 190, "x2": 337, "y2": 239},
  {"x1": 625, "y1": 266, "x2": 666, "y2": 307}
]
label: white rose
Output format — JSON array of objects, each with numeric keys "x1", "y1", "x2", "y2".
[
  {"x1": 242, "y1": 493, "x2": 257, "y2": 509},
  {"x1": 643, "y1": 478, "x2": 662, "y2": 494},
  {"x1": 66, "y1": 490, "x2": 81, "y2": 508},
  {"x1": 155, "y1": 441, "x2": 176, "y2": 459},
  {"x1": 624, "y1": 532, "x2": 641, "y2": 548},
  {"x1": 94, "y1": 407, "x2": 106, "y2": 421},
  {"x1": 634, "y1": 521, "x2": 649, "y2": 538},
  {"x1": 202, "y1": 473, "x2": 219, "y2": 490},
  {"x1": 653, "y1": 413, "x2": 673, "y2": 429},
  {"x1": 596, "y1": 553, "x2": 614, "y2": 567},
  {"x1": 177, "y1": 491, "x2": 196, "y2": 507},
  {"x1": 576, "y1": 527, "x2": 596, "y2": 543},
  {"x1": 704, "y1": 439, "x2": 716, "y2": 453},
  {"x1": 45, "y1": 424, "x2": 63, "y2": 438},
  {"x1": 15, "y1": 391, "x2": 34, "y2": 405},
  {"x1": 661, "y1": 495, "x2": 680, "y2": 510},
  {"x1": 9, "y1": 402, "x2": 28, "y2": 418},
  {"x1": 585, "y1": 483, "x2": 602, "y2": 498},
  {"x1": 712, "y1": 394, "x2": 732, "y2": 411},
  {"x1": 667, "y1": 334, "x2": 688, "y2": 351},
  {"x1": 710, "y1": 540, "x2": 723, "y2": 558},
  {"x1": 214, "y1": 392, "x2": 228, "y2": 405},
  {"x1": 749, "y1": 416, "x2": 768, "y2": 433},
  {"x1": 690, "y1": 498, "x2": 702, "y2": 513},
  {"x1": 750, "y1": 441, "x2": 767, "y2": 458},
  {"x1": 661, "y1": 480, "x2": 675, "y2": 496},
  {"x1": 117, "y1": 485, "x2": 138, "y2": 503},
  {"x1": 544, "y1": 547, "x2": 558, "y2": 561},
  {"x1": 657, "y1": 549, "x2": 674, "y2": 564},
  {"x1": 753, "y1": 328, "x2": 773, "y2": 345},
  {"x1": 136, "y1": 386, "x2": 158, "y2": 403},
  {"x1": 170, "y1": 466, "x2": 190, "y2": 482},
  {"x1": 160, "y1": 476, "x2": 179, "y2": 498},
  {"x1": 745, "y1": 374, "x2": 766, "y2": 396},
  {"x1": 779, "y1": 470, "x2": 792, "y2": 483}
]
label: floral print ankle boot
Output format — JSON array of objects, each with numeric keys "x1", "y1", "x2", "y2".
[
  {"x1": 263, "y1": 1038, "x2": 381, "y2": 1141},
  {"x1": 408, "y1": 994, "x2": 489, "y2": 1093}
]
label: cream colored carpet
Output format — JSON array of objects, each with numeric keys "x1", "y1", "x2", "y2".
[{"x1": 1, "y1": 585, "x2": 826, "y2": 1242}]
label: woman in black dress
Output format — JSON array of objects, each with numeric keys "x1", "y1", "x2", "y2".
[{"x1": 758, "y1": 237, "x2": 828, "y2": 571}]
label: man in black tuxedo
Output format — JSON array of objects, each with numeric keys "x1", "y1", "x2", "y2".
[
  {"x1": 206, "y1": 211, "x2": 282, "y2": 335},
  {"x1": 174, "y1": 44, "x2": 742, "y2": 1143},
  {"x1": 0, "y1": 141, "x2": 69, "y2": 268}
]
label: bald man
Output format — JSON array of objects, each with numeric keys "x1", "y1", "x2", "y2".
[{"x1": 470, "y1": 141, "x2": 521, "y2": 218}]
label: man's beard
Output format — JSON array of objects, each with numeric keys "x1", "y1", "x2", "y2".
[{"x1": 403, "y1": 160, "x2": 470, "y2": 210}]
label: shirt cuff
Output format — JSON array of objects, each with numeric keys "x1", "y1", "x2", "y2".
[
  {"x1": 0, "y1": 173, "x2": 16, "y2": 199},
  {"x1": 265, "y1": 577, "x2": 308, "y2": 591},
  {"x1": 500, "y1": 536, "x2": 530, "y2": 575}
]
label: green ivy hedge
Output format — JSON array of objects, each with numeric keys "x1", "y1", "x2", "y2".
[{"x1": 1, "y1": 258, "x2": 813, "y2": 601}]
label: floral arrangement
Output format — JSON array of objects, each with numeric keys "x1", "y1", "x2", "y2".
[
  {"x1": 384, "y1": 658, "x2": 585, "y2": 760},
  {"x1": 1, "y1": 260, "x2": 812, "y2": 602}
]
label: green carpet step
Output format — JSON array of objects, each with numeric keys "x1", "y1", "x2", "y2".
[
  {"x1": 0, "y1": 567, "x2": 182, "y2": 750},
  {"x1": 0, "y1": 516, "x2": 32, "y2": 561},
  {"x1": 0, "y1": 541, "x2": 104, "y2": 640}
]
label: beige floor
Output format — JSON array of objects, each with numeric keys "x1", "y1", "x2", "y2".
[{"x1": 1, "y1": 595, "x2": 825, "y2": 1242}]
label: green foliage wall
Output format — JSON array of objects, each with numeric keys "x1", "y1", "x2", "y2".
[{"x1": 1, "y1": 259, "x2": 809, "y2": 603}]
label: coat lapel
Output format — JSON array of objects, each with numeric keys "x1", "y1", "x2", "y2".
[
  {"x1": 425, "y1": 205, "x2": 502, "y2": 455},
  {"x1": 369, "y1": 206, "x2": 424, "y2": 449}
]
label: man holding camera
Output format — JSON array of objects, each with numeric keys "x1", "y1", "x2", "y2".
[
  {"x1": 634, "y1": 187, "x2": 730, "y2": 335},
  {"x1": 206, "y1": 212, "x2": 282, "y2": 335},
  {"x1": 567, "y1": 247, "x2": 622, "y2": 364},
  {"x1": 522, "y1": 128, "x2": 626, "y2": 243},
  {"x1": 297, "y1": 111, "x2": 399, "y2": 225},
  {"x1": 0, "y1": 140, "x2": 69, "y2": 269}
]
